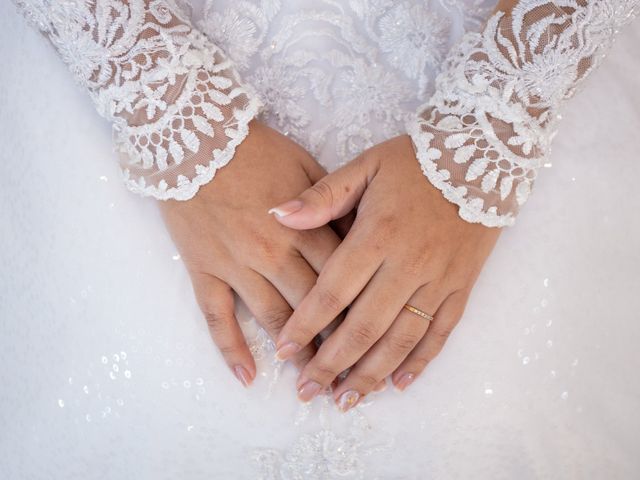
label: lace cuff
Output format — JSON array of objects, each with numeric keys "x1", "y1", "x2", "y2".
[
  {"x1": 406, "y1": 0, "x2": 638, "y2": 227},
  {"x1": 14, "y1": 0, "x2": 264, "y2": 200}
]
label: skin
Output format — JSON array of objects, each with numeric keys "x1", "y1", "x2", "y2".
[
  {"x1": 158, "y1": 120, "x2": 343, "y2": 386},
  {"x1": 271, "y1": 135, "x2": 501, "y2": 410},
  {"x1": 158, "y1": 0, "x2": 516, "y2": 400}
]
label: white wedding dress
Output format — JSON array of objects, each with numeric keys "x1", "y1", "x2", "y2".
[{"x1": 1, "y1": 1, "x2": 640, "y2": 478}]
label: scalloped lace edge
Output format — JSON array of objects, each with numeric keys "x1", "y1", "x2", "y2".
[
  {"x1": 121, "y1": 94, "x2": 264, "y2": 201},
  {"x1": 405, "y1": 116, "x2": 516, "y2": 228}
]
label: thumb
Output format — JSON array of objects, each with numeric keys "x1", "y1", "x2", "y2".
[{"x1": 269, "y1": 156, "x2": 374, "y2": 230}]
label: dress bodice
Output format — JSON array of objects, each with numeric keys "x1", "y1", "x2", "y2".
[{"x1": 191, "y1": 0, "x2": 497, "y2": 169}]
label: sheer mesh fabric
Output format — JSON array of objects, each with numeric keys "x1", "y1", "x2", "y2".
[
  {"x1": 406, "y1": 0, "x2": 639, "y2": 227},
  {"x1": 12, "y1": 0, "x2": 639, "y2": 210},
  {"x1": 14, "y1": 0, "x2": 263, "y2": 200}
]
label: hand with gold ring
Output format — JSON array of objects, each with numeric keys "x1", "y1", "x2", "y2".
[{"x1": 268, "y1": 135, "x2": 501, "y2": 411}]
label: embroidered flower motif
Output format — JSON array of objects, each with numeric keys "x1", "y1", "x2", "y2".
[
  {"x1": 54, "y1": 30, "x2": 110, "y2": 84},
  {"x1": 248, "y1": 61, "x2": 310, "y2": 140},
  {"x1": 252, "y1": 396, "x2": 393, "y2": 480},
  {"x1": 407, "y1": 0, "x2": 639, "y2": 227},
  {"x1": 331, "y1": 59, "x2": 411, "y2": 158},
  {"x1": 15, "y1": 0, "x2": 262, "y2": 200},
  {"x1": 152, "y1": 41, "x2": 191, "y2": 85},
  {"x1": 198, "y1": 4, "x2": 263, "y2": 70},
  {"x1": 377, "y1": 2, "x2": 449, "y2": 83},
  {"x1": 134, "y1": 84, "x2": 169, "y2": 120}
]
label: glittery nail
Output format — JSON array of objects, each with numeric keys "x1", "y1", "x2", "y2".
[{"x1": 337, "y1": 390, "x2": 360, "y2": 412}]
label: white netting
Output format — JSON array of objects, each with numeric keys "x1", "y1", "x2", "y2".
[
  {"x1": 407, "y1": 0, "x2": 639, "y2": 226},
  {"x1": 14, "y1": 0, "x2": 263, "y2": 200}
]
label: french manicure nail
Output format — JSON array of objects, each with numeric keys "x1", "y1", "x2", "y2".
[
  {"x1": 337, "y1": 390, "x2": 360, "y2": 412},
  {"x1": 233, "y1": 365, "x2": 252, "y2": 388},
  {"x1": 268, "y1": 199, "x2": 303, "y2": 217},
  {"x1": 395, "y1": 373, "x2": 415, "y2": 392},
  {"x1": 275, "y1": 341, "x2": 301, "y2": 361},
  {"x1": 297, "y1": 380, "x2": 322, "y2": 402}
]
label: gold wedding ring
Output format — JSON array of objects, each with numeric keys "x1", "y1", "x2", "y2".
[{"x1": 403, "y1": 304, "x2": 434, "y2": 321}]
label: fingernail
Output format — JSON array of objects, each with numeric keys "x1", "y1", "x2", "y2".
[
  {"x1": 337, "y1": 390, "x2": 360, "y2": 412},
  {"x1": 275, "y1": 341, "x2": 301, "y2": 361},
  {"x1": 373, "y1": 380, "x2": 387, "y2": 392},
  {"x1": 268, "y1": 199, "x2": 303, "y2": 217},
  {"x1": 394, "y1": 373, "x2": 415, "y2": 392},
  {"x1": 233, "y1": 365, "x2": 252, "y2": 388},
  {"x1": 297, "y1": 380, "x2": 323, "y2": 402}
]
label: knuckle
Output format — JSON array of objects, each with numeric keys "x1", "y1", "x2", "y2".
[
  {"x1": 309, "y1": 361, "x2": 340, "y2": 381},
  {"x1": 258, "y1": 308, "x2": 291, "y2": 332},
  {"x1": 353, "y1": 372, "x2": 379, "y2": 388},
  {"x1": 248, "y1": 230, "x2": 285, "y2": 263},
  {"x1": 203, "y1": 310, "x2": 230, "y2": 333},
  {"x1": 308, "y1": 180, "x2": 335, "y2": 206},
  {"x1": 317, "y1": 287, "x2": 345, "y2": 313},
  {"x1": 433, "y1": 326, "x2": 454, "y2": 344},
  {"x1": 387, "y1": 331, "x2": 420, "y2": 353},
  {"x1": 400, "y1": 252, "x2": 431, "y2": 279},
  {"x1": 216, "y1": 343, "x2": 240, "y2": 356},
  {"x1": 348, "y1": 322, "x2": 379, "y2": 347}
]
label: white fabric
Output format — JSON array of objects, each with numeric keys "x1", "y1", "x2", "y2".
[
  {"x1": 407, "y1": 0, "x2": 639, "y2": 226},
  {"x1": 11, "y1": 0, "x2": 638, "y2": 225},
  {"x1": 14, "y1": 0, "x2": 262, "y2": 200},
  {"x1": 2, "y1": 1, "x2": 640, "y2": 478}
]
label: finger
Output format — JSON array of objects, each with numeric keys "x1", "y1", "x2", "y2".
[
  {"x1": 299, "y1": 153, "x2": 328, "y2": 184},
  {"x1": 296, "y1": 155, "x2": 356, "y2": 238},
  {"x1": 230, "y1": 269, "x2": 316, "y2": 371},
  {"x1": 259, "y1": 254, "x2": 326, "y2": 369},
  {"x1": 294, "y1": 267, "x2": 423, "y2": 403},
  {"x1": 392, "y1": 289, "x2": 470, "y2": 391},
  {"x1": 293, "y1": 227, "x2": 341, "y2": 274},
  {"x1": 274, "y1": 227, "x2": 384, "y2": 364},
  {"x1": 330, "y1": 209, "x2": 357, "y2": 239},
  {"x1": 261, "y1": 253, "x2": 319, "y2": 308},
  {"x1": 373, "y1": 379, "x2": 387, "y2": 392},
  {"x1": 191, "y1": 273, "x2": 256, "y2": 387},
  {"x1": 268, "y1": 154, "x2": 377, "y2": 230},
  {"x1": 331, "y1": 284, "x2": 445, "y2": 410}
]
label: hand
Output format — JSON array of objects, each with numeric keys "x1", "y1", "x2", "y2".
[
  {"x1": 159, "y1": 120, "x2": 341, "y2": 387},
  {"x1": 270, "y1": 135, "x2": 501, "y2": 410}
]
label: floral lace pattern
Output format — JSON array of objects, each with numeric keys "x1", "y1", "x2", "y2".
[
  {"x1": 242, "y1": 321, "x2": 393, "y2": 480},
  {"x1": 196, "y1": 0, "x2": 496, "y2": 167},
  {"x1": 406, "y1": 0, "x2": 639, "y2": 227},
  {"x1": 14, "y1": 0, "x2": 263, "y2": 200},
  {"x1": 252, "y1": 396, "x2": 392, "y2": 479},
  {"x1": 10, "y1": 0, "x2": 640, "y2": 476}
]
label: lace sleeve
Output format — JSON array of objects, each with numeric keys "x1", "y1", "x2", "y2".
[
  {"x1": 13, "y1": 0, "x2": 263, "y2": 200},
  {"x1": 405, "y1": 0, "x2": 639, "y2": 227}
]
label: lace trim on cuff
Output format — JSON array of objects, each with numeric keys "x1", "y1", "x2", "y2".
[
  {"x1": 406, "y1": 116, "x2": 516, "y2": 227},
  {"x1": 405, "y1": 0, "x2": 639, "y2": 228},
  {"x1": 122, "y1": 93, "x2": 263, "y2": 200}
]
